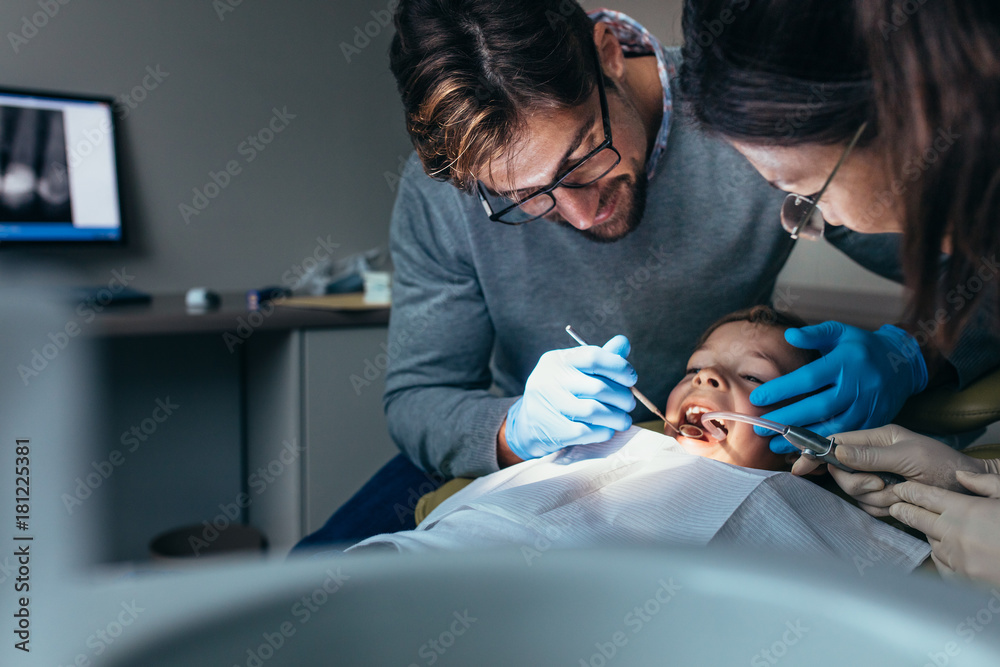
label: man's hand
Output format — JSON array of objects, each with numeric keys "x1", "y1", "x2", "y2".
[
  {"x1": 750, "y1": 322, "x2": 928, "y2": 453},
  {"x1": 790, "y1": 424, "x2": 990, "y2": 516},
  {"x1": 890, "y1": 473, "x2": 1000, "y2": 585},
  {"x1": 500, "y1": 335, "x2": 636, "y2": 463}
]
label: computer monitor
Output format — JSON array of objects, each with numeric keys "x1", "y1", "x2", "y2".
[{"x1": 0, "y1": 87, "x2": 124, "y2": 244}]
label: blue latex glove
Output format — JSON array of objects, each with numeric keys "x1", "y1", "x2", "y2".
[
  {"x1": 749, "y1": 322, "x2": 929, "y2": 454},
  {"x1": 505, "y1": 335, "x2": 637, "y2": 461}
]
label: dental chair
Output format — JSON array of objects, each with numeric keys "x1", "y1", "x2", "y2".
[{"x1": 896, "y1": 365, "x2": 1000, "y2": 459}]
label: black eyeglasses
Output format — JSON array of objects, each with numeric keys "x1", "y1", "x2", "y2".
[
  {"x1": 780, "y1": 122, "x2": 868, "y2": 240},
  {"x1": 476, "y1": 49, "x2": 622, "y2": 225}
]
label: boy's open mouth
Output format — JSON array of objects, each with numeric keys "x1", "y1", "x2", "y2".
[{"x1": 678, "y1": 404, "x2": 728, "y2": 442}]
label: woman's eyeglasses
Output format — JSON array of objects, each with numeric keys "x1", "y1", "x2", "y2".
[{"x1": 780, "y1": 122, "x2": 868, "y2": 241}]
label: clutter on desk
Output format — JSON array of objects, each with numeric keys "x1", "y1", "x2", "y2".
[
  {"x1": 362, "y1": 270, "x2": 391, "y2": 304},
  {"x1": 184, "y1": 287, "x2": 221, "y2": 311},
  {"x1": 294, "y1": 246, "x2": 389, "y2": 296},
  {"x1": 246, "y1": 285, "x2": 292, "y2": 310},
  {"x1": 278, "y1": 292, "x2": 388, "y2": 311},
  {"x1": 66, "y1": 285, "x2": 152, "y2": 306},
  {"x1": 150, "y1": 523, "x2": 266, "y2": 560}
]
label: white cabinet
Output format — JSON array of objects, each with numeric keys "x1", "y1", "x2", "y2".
[{"x1": 247, "y1": 327, "x2": 398, "y2": 553}]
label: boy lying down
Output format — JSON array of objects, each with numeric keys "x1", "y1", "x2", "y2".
[{"x1": 346, "y1": 307, "x2": 930, "y2": 572}]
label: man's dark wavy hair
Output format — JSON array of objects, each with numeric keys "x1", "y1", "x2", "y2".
[{"x1": 389, "y1": 0, "x2": 600, "y2": 192}]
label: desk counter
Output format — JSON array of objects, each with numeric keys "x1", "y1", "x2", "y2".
[{"x1": 90, "y1": 292, "x2": 390, "y2": 337}]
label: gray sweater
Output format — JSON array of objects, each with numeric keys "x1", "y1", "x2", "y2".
[{"x1": 383, "y1": 92, "x2": 998, "y2": 480}]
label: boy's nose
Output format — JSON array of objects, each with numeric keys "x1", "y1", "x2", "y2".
[{"x1": 693, "y1": 368, "x2": 727, "y2": 390}]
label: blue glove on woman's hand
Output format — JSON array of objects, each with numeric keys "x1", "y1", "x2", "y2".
[
  {"x1": 505, "y1": 335, "x2": 637, "y2": 461},
  {"x1": 749, "y1": 322, "x2": 929, "y2": 454}
]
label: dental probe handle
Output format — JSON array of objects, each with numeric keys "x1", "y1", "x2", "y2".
[
  {"x1": 564, "y1": 326, "x2": 677, "y2": 434},
  {"x1": 784, "y1": 427, "x2": 906, "y2": 486}
]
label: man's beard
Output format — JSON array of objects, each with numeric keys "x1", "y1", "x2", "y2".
[{"x1": 555, "y1": 172, "x2": 649, "y2": 243}]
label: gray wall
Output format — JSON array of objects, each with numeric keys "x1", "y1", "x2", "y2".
[
  {"x1": 0, "y1": 0, "x2": 412, "y2": 292},
  {"x1": 582, "y1": 0, "x2": 685, "y2": 44},
  {"x1": 0, "y1": 0, "x2": 898, "y2": 297}
]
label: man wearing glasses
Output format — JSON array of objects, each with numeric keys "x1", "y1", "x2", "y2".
[{"x1": 294, "y1": 0, "x2": 924, "y2": 549}]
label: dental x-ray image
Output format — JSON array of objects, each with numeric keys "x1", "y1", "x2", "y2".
[{"x1": 0, "y1": 106, "x2": 72, "y2": 223}]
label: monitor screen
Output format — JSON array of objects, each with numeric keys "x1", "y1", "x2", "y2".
[{"x1": 0, "y1": 88, "x2": 123, "y2": 244}]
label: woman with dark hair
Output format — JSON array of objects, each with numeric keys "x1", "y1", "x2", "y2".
[
  {"x1": 678, "y1": 0, "x2": 1000, "y2": 585},
  {"x1": 679, "y1": 0, "x2": 943, "y2": 463}
]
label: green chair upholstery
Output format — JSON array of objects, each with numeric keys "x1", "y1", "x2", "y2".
[
  {"x1": 636, "y1": 420, "x2": 666, "y2": 434},
  {"x1": 963, "y1": 443, "x2": 1000, "y2": 461},
  {"x1": 895, "y1": 366, "x2": 1000, "y2": 435}
]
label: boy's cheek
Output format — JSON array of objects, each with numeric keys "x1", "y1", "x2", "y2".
[
  {"x1": 663, "y1": 384, "x2": 686, "y2": 420},
  {"x1": 732, "y1": 423, "x2": 788, "y2": 470},
  {"x1": 732, "y1": 394, "x2": 768, "y2": 419}
]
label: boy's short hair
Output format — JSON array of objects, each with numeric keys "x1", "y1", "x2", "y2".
[{"x1": 694, "y1": 305, "x2": 821, "y2": 363}]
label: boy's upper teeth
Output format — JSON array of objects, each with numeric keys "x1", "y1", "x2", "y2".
[{"x1": 685, "y1": 406, "x2": 709, "y2": 422}]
